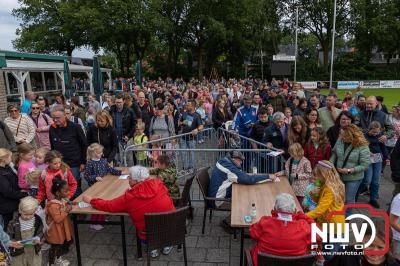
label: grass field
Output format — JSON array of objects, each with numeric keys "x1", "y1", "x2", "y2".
[{"x1": 320, "y1": 88, "x2": 400, "y2": 110}]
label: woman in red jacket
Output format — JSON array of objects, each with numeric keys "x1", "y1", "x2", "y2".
[
  {"x1": 83, "y1": 165, "x2": 175, "y2": 258},
  {"x1": 249, "y1": 193, "x2": 316, "y2": 266}
]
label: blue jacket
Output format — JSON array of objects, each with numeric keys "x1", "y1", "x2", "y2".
[
  {"x1": 208, "y1": 156, "x2": 269, "y2": 206},
  {"x1": 233, "y1": 105, "x2": 258, "y2": 137}
]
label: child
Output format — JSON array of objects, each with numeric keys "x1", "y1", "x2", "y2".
[
  {"x1": 25, "y1": 170, "x2": 41, "y2": 198},
  {"x1": 148, "y1": 135, "x2": 162, "y2": 168},
  {"x1": 266, "y1": 104, "x2": 274, "y2": 124},
  {"x1": 45, "y1": 176, "x2": 73, "y2": 266},
  {"x1": 133, "y1": 122, "x2": 149, "y2": 166},
  {"x1": 36, "y1": 150, "x2": 77, "y2": 205},
  {"x1": 16, "y1": 143, "x2": 36, "y2": 194},
  {"x1": 84, "y1": 143, "x2": 122, "y2": 230},
  {"x1": 304, "y1": 127, "x2": 332, "y2": 169},
  {"x1": 165, "y1": 137, "x2": 179, "y2": 166},
  {"x1": 7, "y1": 196, "x2": 43, "y2": 266},
  {"x1": 358, "y1": 121, "x2": 387, "y2": 208},
  {"x1": 302, "y1": 174, "x2": 319, "y2": 212},
  {"x1": 275, "y1": 143, "x2": 312, "y2": 203},
  {"x1": 306, "y1": 160, "x2": 345, "y2": 263},
  {"x1": 34, "y1": 148, "x2": 48, "y2": 172},
  {"x1": 0, "y1": 225, "x2": 22, "y2": 266},
  {"x1": 284, "y1": 107, "x2": 292, "y2": 125},
  {"x1": 149, "y1": 154, "x2": 180, "y2": 199}
]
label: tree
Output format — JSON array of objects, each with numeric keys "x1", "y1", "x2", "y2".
[{"x1": 12, "y1": 0, "x2": 85, "y2": 56}]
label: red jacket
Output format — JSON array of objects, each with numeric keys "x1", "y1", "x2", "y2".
[
  {"x1": 304, "y1": 141, "x2": 332, "y2": 169},
  {"x1": 249, "y1": 211, "x2": 315, "y2": 266},
  {"x1": 90, "y1": 178, "x2": 175, "y2": 239},
  {"x1": 37, "y1": 166, "x2": 77, "y2": 204}
]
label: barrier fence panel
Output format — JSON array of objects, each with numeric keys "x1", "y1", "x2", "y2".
[{"x1": 123, "y1": 127, "x2": 285, "y2": 201}]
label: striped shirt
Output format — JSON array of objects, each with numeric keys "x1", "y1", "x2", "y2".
[
  {"x1": 19, "y1": 216, "x2": 35, "y2": 232},
  {"x1": 4, "y1": 114, "x2": 36, "y2": 143}
]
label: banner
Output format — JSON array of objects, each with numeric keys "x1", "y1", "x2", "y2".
[
  {"x1": 299, "y1": 81, "x2": 318, "y2": 90},
  {"x1": 337, "y1": 81, "x2": 360, "y2": 89},
  {"x1": 380, "y1": 80, "x2": 400, "y2": 88},
  {"x1": 360, "y1": 81, "x2": 380, "y2": 89}
]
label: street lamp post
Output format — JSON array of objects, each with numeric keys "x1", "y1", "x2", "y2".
[
  {"x1": 294, "y1": 5, "x2": 299, "y2": 82},
  {"x1": 329, "y1": 0, "x2": 337, "y2": 89}
]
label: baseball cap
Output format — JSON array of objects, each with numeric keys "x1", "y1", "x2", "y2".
[{"x1": 230, "y1": 150, "x2": 245, "y2": 160}]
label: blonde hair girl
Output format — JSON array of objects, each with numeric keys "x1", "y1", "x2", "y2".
[{"x1": 306, "y1": 160, "x2": 345, "y2": 227}]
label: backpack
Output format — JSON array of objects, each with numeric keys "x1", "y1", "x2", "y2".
[
  {"x1": 150, "y1": 115, "x2": 170, "y2": 135},
  {"x1": 30, "y1": 113, "x2": 49, "y2": 126}
]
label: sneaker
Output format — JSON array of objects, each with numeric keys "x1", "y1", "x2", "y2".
[
  {"x1": 369, "y1": 200, "x2": 380, "y2": 209},
  {"x1": 359, "y1": 189, "x2": 370, "y2": 196},
  {"x1": 162, "y1": 246, "x2": 173, "y2": 255},
  {"x1": 150, "y1": 249, "x2": 160, "y2": 258},
  {"x1": 54, "y1": 257, "x2": 70, "y2": 266}
]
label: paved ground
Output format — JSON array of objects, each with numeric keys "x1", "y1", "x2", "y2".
[{"x1": 47, "y1": 165, "x2": 393, "y2": 266}]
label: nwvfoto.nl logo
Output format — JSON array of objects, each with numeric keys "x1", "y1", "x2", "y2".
[{"x1": 310, "y1": 203, "x2": 390, "y2": 256}]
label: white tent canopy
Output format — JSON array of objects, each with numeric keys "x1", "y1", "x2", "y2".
[{"x1": 2, "y1": 59, "x2": 112, "y2": 100}]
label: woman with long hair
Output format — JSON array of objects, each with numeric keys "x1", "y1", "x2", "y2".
[
  {"x1": 330, "y1": 124, "x2": 370, "y2": 211},
  {"x1": 326, "y1": 111, "x2": 354, "y2": 147},
  {"x1": 304, "y1": 108, "x2": 321, "y2": 130},
  {"x1": 288, "y1": 116, "x2": 309, "y2": 146}
]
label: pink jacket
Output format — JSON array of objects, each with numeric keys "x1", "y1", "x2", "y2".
[
  {"x1": 17, "y1": 160, "x2": 36, "y2": 190},
  {"x1": 30, "y1": 113, "x2": 53, "y2": 149}
]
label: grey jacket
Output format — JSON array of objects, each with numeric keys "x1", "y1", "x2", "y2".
[{"x1": 0, "y1": 121, "x2": 16, "y2": 151}]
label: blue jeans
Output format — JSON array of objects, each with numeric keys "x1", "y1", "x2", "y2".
[
  {"x1": 180, "y1": 138, "x2": 196, "y2": 169},
  {"x1": 344, "y1": 179, "x2": 362, "y2": 216},
  {"x1": 71, "y1": 166, "x2": 82, "y2": 198},
  {"x1": 359, "y1": 162, "x2": 382, "y2": 201}
]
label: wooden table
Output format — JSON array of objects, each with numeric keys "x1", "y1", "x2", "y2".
[
  {"x1": 71, "y1": 175, "x2": 136, "y2": 266},
  {"x1": 231, "y1": 177, "x2": 302, "y2": 266}
]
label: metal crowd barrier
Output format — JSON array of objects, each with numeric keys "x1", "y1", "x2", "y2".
[{"x1": 122, "y1": 127, "x2": 285, "y2": 201}]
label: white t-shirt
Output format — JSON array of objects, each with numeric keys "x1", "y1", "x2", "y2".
[{"x1": 390, "y1": 193, "x2": 400, "y2": 240}]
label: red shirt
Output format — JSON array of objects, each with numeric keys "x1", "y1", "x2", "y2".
[
  {"x1": 304, "y1": 141, "x2": 332, "y2": 169},
  {"x1": 249, "y1": 211, "x2": 315, "y2": 266},
  {"x1": 91, "y1": 178, "x2": 175, "y2": 239}
]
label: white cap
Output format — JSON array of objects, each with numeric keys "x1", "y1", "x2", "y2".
[
  {"x1": 274, "y1": 193, "x2": 296, "y2": 213},
  {"x1": 129, "y1": 166, "x2": 150, "y2": 182}
]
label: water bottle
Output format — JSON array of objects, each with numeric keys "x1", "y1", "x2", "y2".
[{"x1": 250, "y1": 203, "x2": 257, "y2": 219}]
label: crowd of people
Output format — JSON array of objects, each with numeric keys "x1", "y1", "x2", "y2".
[{"x1": 0, "y1": 77, "x2": 400, "y2": 265}]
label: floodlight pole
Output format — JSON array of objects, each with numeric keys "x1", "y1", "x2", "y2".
[
  {"x1": 294, "y1": 5, "x2": 299, "y2": 82},
  {"x1": 329, "y1": 0, "x2": 337, "y2": 89}
]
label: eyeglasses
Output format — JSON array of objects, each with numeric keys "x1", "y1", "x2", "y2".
[
  {"x1": 9, "y1": 110, "x2": 19, "y2": 113},
  {"x1": 31, "y1": 107, "x2": 40, "y2": 110}
]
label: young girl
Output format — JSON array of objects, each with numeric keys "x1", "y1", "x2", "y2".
[
  {"x1": 7, "y1": 196, "x2": 43, "y2": 266},
  {"x1": 165, "y1": 137, "x2": 179, "y2": 166},
  {"x1": 304, "y1": 127, "x2": 332, "y2": 169},
  {"x1": 16, "y1": 143, "x2": 36, "y2": 194},
  {"x1": 84, "y1": 143, "x2": 122, "y2": 230},
  {"x1": 0, "y1": 149, "x2": 28, "y2": 229},
  {"x1": 36, "y1": 151, "x2": 77, "y2": 205},
  {"x1": 284, "y1": 107, "x2": 292, "y2": 125},
  {"x1": 34, "y1": 148, "x2": 48, "y2": 172},
  {"x1": 45, "y1": 176, "x2": 73, "y2": 266},
  {"x1": 275, "y1": 143, "x2": 312, "y2": 203},
  {"x1": 148, "y1": 135, "x2": 162, "y2": 168},
  {"x1": 133, "y1": 122, "x2": 148, "y2": 166},
  {"x1": 306, "y1": 160, "x2": 345, "y2": 263},
  {"x1": 25, "y1": 170, "x2": 41, "y2": 198},
  {"x1": 358, "y1": 121, "x2": 387, "y2": 207}
]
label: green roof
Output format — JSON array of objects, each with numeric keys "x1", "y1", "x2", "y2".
[{"x1": 0, "y1": 50, "x2": 67, "y2": 62}]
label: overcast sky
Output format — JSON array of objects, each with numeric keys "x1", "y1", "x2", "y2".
[{"x1": 0, "y1": 0, "x2": 95, "y2": 58}]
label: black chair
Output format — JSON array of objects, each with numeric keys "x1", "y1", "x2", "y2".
[
  {"x1": 195, "y1": 166, "x2": 231, "y2": 234},
  {"x1": 173, "y1": 172, "x2": 196, "y2": 220},
  {"x1": 244, "y1": 249, "x2": 316, "y2": 266},
  {"x1": 144, "y1": 207, "x2": 189, "y2": 266}
]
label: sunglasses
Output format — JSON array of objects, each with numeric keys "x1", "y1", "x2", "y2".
[
  {"x1": 9, "y1": 109, "x2": 19, "y2": 113},
  {"x1": 31, "y1": 107, "x2": 40, "y2": 110}
]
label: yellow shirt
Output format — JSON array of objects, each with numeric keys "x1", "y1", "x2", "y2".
[
  {"x1": 306, "y1": 186, "x2": 345, "y2": 229},
  {"x1": 134, "y1": 134, "x2": 149, "y2": 161}
]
